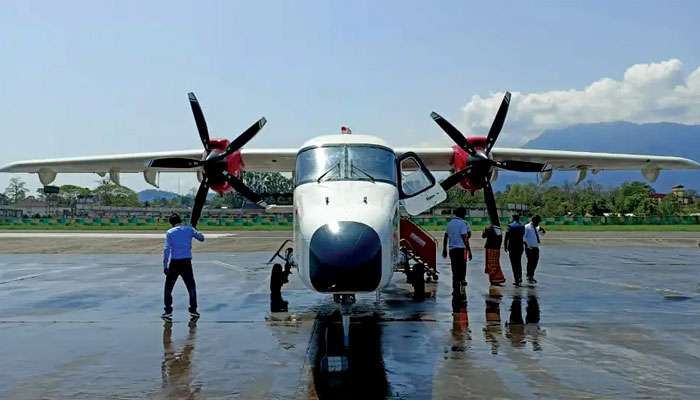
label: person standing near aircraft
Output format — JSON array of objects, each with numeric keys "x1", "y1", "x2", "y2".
[
  {"x1": 270, "y1": 263, "x2": 289, "y2": 312},
  {"x1": 482, "y1": 224, "x2": 506, "y2": 286},
  {"x1": 442, "y1": 207, "x2": 472, "y2": 300},
  {"x1": 162, "y1": 213, "x2": 205, "y2": 322},
  {"x1": 523, "y1": 215, "x2": 545, "y2": 284},
  {"x1": 504, "y1": 214, "x2": 526, "y2": 287}
]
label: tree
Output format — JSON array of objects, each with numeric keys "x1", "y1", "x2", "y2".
[
  {"x1": 210, "y1": 172, "x2": 294, "y2": 209},
  {"x1": 59, "y1": 184, "x2": 91, "y2": 204},
  {"x1": 4, "y1": 177, "x2": 28, "y2": 203},
  {"x1": 658, "y1": 196, "x2": 681, "y2": 217},
  {"x1": 611, "y1": 182, "x2": 654, "y2": 215},
  {"x1": 241, "y1": 172, "x2": 293, "y2": 195},
  {"x1": 0, "y1": 192, "x2": 8, "y2": 205},
  {"x1": 91, "y1": 181, "x2": 141, "y2": 207}
]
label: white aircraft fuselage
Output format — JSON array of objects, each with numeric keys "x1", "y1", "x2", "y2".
[{"x1": 292, "y1": 134, "x2": 402, "y2": 295}]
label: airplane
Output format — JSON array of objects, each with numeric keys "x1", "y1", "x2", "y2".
[{"x1": 2, "y1": 92, "x2": 699, "y2": 348}]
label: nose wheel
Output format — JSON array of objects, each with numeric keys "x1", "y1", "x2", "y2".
[{"x1": 333, "y1": 294, "x2": 356, "y2": 348}]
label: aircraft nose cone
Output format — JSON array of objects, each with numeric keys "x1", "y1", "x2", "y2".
[{"x1": 309, "y1": 222, "x2": 382, "y2": 293}]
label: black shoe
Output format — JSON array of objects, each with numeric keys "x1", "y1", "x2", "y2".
[
  {"x1": 189, "y1": 311, "x2": 200, "y2": 321},
  {"x1": 161, "y1": 312, "x2": 173, "y2": 322},
  {"x1": 527, "y1": 278, "x2": 537, "y2": 284},
  {"x1": 514, "y1": 281, "x2": 522, "y2": 287}
]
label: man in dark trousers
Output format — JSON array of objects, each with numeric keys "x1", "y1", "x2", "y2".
[
  {"x1": 524, "y1": 215, "x2": 545, "y2": 284},
  {"x1": 504, "y1": 214, "x2": 525, "y2": 287},
  {"x1": 442, "y1": 207, "x2": 472, "y2": 300},
  {"x1": 162, "y1": 213, "x2": 205, "y2": 321}
]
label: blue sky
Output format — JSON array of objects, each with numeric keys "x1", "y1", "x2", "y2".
[{"x1": 1, "y1": 0, "x2": 699, "y2": 193}]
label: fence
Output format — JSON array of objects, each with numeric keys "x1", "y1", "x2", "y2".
[
  {"x1": 410, "y1": 215, "x2": 700, "y2": 227},
  {"x1": 0, "y1": 214, "x2": 295, "y2": 227},
  {"x1": 0, "y1": 215, "x2": 698, "y2": 228}
]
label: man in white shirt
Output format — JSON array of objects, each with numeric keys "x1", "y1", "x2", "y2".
[
  {"x1": 442, "y1": 207, "x2": 472, "y2": 299},
  {"x1": 523, "y1": 215, "x2": 545, "y2": 284}
]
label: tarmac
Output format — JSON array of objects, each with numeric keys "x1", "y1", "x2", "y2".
[{"x1": 1, "y1": 237, "x2": 699, "y2": 399}]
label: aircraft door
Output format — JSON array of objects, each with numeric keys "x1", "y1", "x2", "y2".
[{"x1": 396, "y1": 152, "x2": 447, "y2": 216}]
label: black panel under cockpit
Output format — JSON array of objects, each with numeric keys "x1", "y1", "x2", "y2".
[{"x1": 309, "y1": 222, "x2": 382, "y2": 292}]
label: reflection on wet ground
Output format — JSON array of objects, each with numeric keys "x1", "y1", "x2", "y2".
[{"x1": 1, "y1": 245, "x2": 699, "y2": 399}]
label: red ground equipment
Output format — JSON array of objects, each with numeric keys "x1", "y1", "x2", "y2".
[{"x1": 399, "y1": 218, "x2": 438, "y2": 283}]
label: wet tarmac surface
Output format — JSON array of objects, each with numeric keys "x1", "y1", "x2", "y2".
[{"x1": 1, "y1": 246, "x2": 699, "y2": 399}]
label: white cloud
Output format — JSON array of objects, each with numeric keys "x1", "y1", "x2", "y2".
[{"x1": 462, "y1": 59, "x2": 700, "y2": 146}]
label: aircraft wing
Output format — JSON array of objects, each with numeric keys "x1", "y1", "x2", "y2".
[
  {"x1": 0, "y1": 148, "x2": 298, "y2": 186},
  {"x1": 0, "y1": 149, "x2": 298, "y2": 174},
  {"x1": 398, "y1": 147, "x2": 700, "y2": 172}
]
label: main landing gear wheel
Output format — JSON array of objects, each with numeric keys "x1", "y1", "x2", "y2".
[{"x1": 412, "y1": 263, "x2": 426, "y2": 301}]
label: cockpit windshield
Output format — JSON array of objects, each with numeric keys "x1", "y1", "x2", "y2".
[{"x1": 295, "y1": 145, "x2": 397, "y2": 186}]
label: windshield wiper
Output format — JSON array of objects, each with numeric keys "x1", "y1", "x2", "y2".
[
  {"x1": 351, "y1": 163, "x2": 376, "y2": 183},
  {"x1": 317, "y1": 162, "x2": 341, "y2": 183}
]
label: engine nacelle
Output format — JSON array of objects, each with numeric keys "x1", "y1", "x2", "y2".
[
  {"x1": 451, "y1": 136, "x2": 488, "y2": 192},
  {"x1": 207, "y1": 139, "x2": 244, "y2": 194}
]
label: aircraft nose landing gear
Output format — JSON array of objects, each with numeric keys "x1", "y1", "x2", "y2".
[
  {"x1": 334, "y1": 294, "x2": 356, "y2": 348},
  {"x1": 319, "y1": 294, "x2": 356, "y2": 374}
]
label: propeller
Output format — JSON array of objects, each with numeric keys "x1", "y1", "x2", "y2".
[
  {"x1": 431, "y1": 91, "x2": 546, "y2": 227},
  {"x1": 189, "y1": 92, "x2": 211, "y2": 151},
  {"x1": 147, "y1": 92, "x2": 267, "y2": 228}
]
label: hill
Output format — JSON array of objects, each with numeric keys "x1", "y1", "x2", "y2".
[{"x1": 493, "y1": 122, "x2": 700, "y2": 192}]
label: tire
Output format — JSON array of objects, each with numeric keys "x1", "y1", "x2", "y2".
[{"x1": 413, "y1": 263, "x2": 425, "y2": 301}]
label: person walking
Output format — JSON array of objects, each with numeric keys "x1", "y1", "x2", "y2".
[
  {"x1": 162, "y1": 213, "x2": 205, "y2": 321},
  {"x1": 524, "y1": 215, "x2": 545, "y2": 284},
  {"x1": 442, "y1": 207, "x2": 472, "y2": 300},
  {"x1": 504, "y1": 214, "x2": 526, "y2": 286},
  {"x1": 482, "y1": 224, "x2": 506, "y2": 286}
]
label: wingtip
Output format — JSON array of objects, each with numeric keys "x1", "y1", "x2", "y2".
[
  {"x1": 0, "y1": 162, "x2": 21, "y2": 173},
  {"x1": 187, "y1": 92, "x2": 197, "y2": 101}
]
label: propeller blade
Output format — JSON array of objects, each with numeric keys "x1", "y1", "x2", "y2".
[
  {"x1": 225, "y1": 174, "x2": 268, "y2": 208},
  {"x1": 148, "y1": 158, "x2": 203, "y2": 169},
  {"x1": 188, "y1": 92, "x2": 210, "y2": 151},
  {"x1": 482, "y1": 178, "x2": 501, "y2": 227},
  {"x1": 430, "y1": 112, "x2": 477, "y2": 156},
  {"x1": 440, "y1": 167, "x2": 473, "y2": 191},
  {"x1": 485, "y1": 92, "x2": 511, "y2": 154},
  {"x1": 496, "y1": 159, "x2": 546, "y2": 173},
  {"x1": 207, "y1": 117, "x2": 267, "y2": 163},
  {"x1": 190, "y1": 180, "x2": 209, "y2": 228}
]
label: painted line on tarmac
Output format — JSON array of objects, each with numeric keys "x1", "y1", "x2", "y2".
[
  {"x1": 0, "y1": 265, "x2": 92, "y2": 285},
  {"x1": 205, "y1": 260, "x2": 246, "y2": 273},
  {"x1": 537, "y1": 272, "x2": 696, "y2": 298}
]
